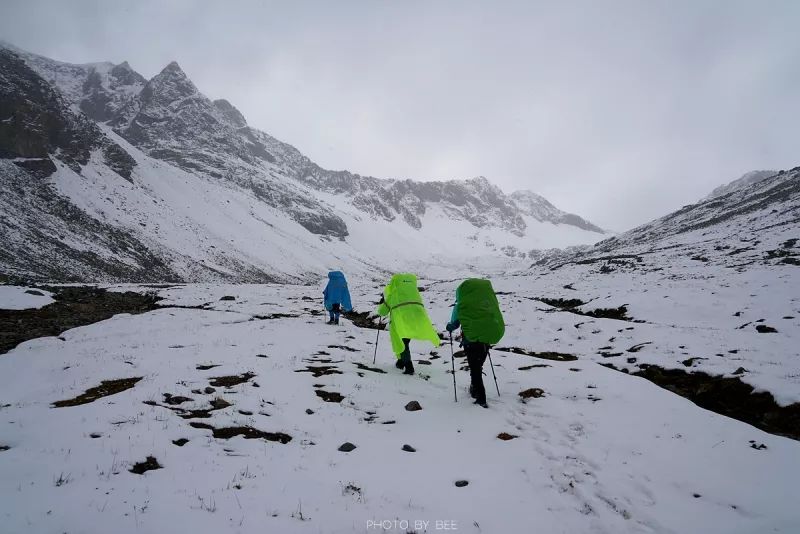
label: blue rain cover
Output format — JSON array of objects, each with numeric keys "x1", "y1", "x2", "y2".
[{"x1": 323, "y1": 271, "x2": 353, "y2": 311}]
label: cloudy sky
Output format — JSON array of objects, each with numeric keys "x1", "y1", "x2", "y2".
[{"x1": 1, "y1": 0, "x2": 798, "y2": 230}]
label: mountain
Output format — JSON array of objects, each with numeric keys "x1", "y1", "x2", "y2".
[
  {"x1": 510, "y1": 190, "x2": 604, "y2": 233},
  {"x1": 536, "y1": 166, "x2": 799, "y2": 271},
  {"x1": 704, "y1": 170, "x2": 777, "y2": 201},
  {"x1": 0, "y1": 43, "x2": 607, "y2": 283}
]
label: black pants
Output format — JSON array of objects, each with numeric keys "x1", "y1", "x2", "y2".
[
  {"x1": 465, "y1": 342, "x2": 488, "y2": 404},
  {"x1": 328, "y1": 303, "x2": 341, "y2": 323}
]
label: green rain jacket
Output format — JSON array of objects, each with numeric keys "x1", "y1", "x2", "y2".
[{"x1": 375, "y1": 273, "x2": 441, "y2": 356}]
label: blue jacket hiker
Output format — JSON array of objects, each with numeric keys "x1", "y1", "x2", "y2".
[{"x1": 323, "y1": 271, "x2": 353, "y2": 325}]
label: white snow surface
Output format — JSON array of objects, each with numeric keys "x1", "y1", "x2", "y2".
[
  {"x1": 0, "y1": 285, "x2": 54, "y2": 310},
  {"x1": 1, "y1": 271, "x2": 798, "y2": 533}
]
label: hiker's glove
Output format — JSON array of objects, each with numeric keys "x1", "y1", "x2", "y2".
[{"x1": 446, "y1": 322, "x2": 455, "y2": 333}]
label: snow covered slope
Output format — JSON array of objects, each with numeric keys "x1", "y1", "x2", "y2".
[
  {"x1": 539, "y1": 167, "x2": 800, "y2": 271},
  {"x1": 0, "y1": 43, "x2": 607, "y2": 283}
]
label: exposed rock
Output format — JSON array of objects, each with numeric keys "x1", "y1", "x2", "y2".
[
  {"x1": 129, "y1": 456, "x2": 162, "y2": 474},
  {"x1": 315, "y1": 389, "x2": 344, "y2": 403},
  {"x1": 338, "y1": 442, "x2": 357, "y2": 452},
  {"x1": 405, "y1": 401, "x2": 422, "y2": 412},
  {"x1": 519, "y1": 388, "x2": 545, "y2": 400}
]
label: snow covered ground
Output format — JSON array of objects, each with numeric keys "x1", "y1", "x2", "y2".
[
  {"x1": 1, "y1": 274, "x2": 798, "y2": 533},
  {"x1": 0, "y1": 285, "x2": 54, "y2": 310}
]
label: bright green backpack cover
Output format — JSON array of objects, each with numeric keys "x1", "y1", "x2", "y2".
[{"x1": 457, "y1": 278, "x2": 505, "y2": 344}]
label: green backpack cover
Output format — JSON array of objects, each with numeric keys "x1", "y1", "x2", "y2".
[{"x1": 457, "y1": 278, "x2": 505, "y2": 345}]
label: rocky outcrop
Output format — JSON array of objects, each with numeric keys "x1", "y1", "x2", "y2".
[{"x1": 0, "y1": 49, "x2": 135, "y2": 178}]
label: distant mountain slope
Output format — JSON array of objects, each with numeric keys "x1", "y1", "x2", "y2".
[
  {"x1": 704, "y1": 170, "x2": 777, "y2": 201},
  {"x1": 511, "y1": 190, "x2": 604, "y2": 233},
  {"x1": 0, "y1": 43, "x2": 608, "y2": 282},
  {"x1": 540, "y1": 167, "x2": 799, "y2": 271}
]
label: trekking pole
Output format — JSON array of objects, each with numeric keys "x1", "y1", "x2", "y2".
[
  {"x1": 372, "y1": 318, "x2": 382, "y2": 365},
  {"x1": 449, "y1": 332, "x2": 457, "y2": 402},
  {"x1": 487, "y1": 348, "x2": 500, "y2": 396}
]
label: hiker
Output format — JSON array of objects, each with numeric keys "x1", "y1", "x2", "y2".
[
  {"x1": 446, "y1": 278, "x2": 505, "y2": 408},
  {"x1": 323, "y1": 271, "x2": 353, "y2": 325},
  {"x1": 375, "y1": 273, "x2": 440, "y2": 375}
]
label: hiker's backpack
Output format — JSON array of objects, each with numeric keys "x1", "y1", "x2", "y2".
[{"x1": 457, "y1": 278, "x2": 505, "y2": 345}]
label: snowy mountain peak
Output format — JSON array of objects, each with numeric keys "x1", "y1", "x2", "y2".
[
  {"x1": 162, "y1": 60, "x2": 185, "y2": 74},
  {"x1": 511, "y1": 190, "x2": 555, "y2": 211},
  {"x1": 465, "y1": 176, "x2": 504, "y2": 196},
  {"x1": 146, "y1": 61, "x2": 197, "y2": 98},
  {"x1": 109, "y1": 61, "x2": 145, "y2": 86},
  {"x1": 511, "y1": 189, "x2": 604, "y2": 233}
]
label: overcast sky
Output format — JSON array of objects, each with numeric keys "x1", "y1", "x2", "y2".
[{"x1": 1, "y1": 0, "x2": 798, "y2": 230}]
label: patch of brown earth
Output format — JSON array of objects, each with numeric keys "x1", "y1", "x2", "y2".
[
  {"x1": 189, "y1": 422, "x2": 292, "y2": 444},
  {"x1": 252, "y1": 313, "x2": 300, "y2": 320},
  {"x1": 342, "y1": 311, "x2": 386, "y2": 330},
  {"x1": 327, "y1": 345, "x2": 360, "y2": 352},
  {"x1": 1, "y1": 287, "x2": 160, "y2": 355},
  {"x1": 494, "y1": 347, "x2": 578, "y2": 362},
  {"x1": 295, "y1": 365, "x2": 342, "y2": 377},
  {"x1": 353, "y1": 362, "x2": 386, "y2": 374},
  {"x1": 144, "y1": 396, "x2": 231, "y2": 419},
  {"x1": 209, "y1": 372, "x2": 255, "y2": 388},
  {"x1": 53, "y1": 377, "x2": 143, "y2": 407},
  {"x1": 162, "y1": 393, "x2": 193, "y2": 405}
]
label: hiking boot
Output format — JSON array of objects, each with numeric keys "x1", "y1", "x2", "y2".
[
  {"x1": 403, "y1": 360, "x2": 415, "y2": 375},
  {"x1": 326, "y1": 320, "x2": 334, "y2": 325},
  {"x1": 395, "y1": 359, "x2": 405, "y2": 369},
  {"x1": 474, "y1": 399, "x2": 488, "y2": 408},
  {"x1": 334, "y1": 318, "x2": 339, "y2": 325},
  {"x1": 469, "y1": 384, "x2": 477, "y2": 399}
]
